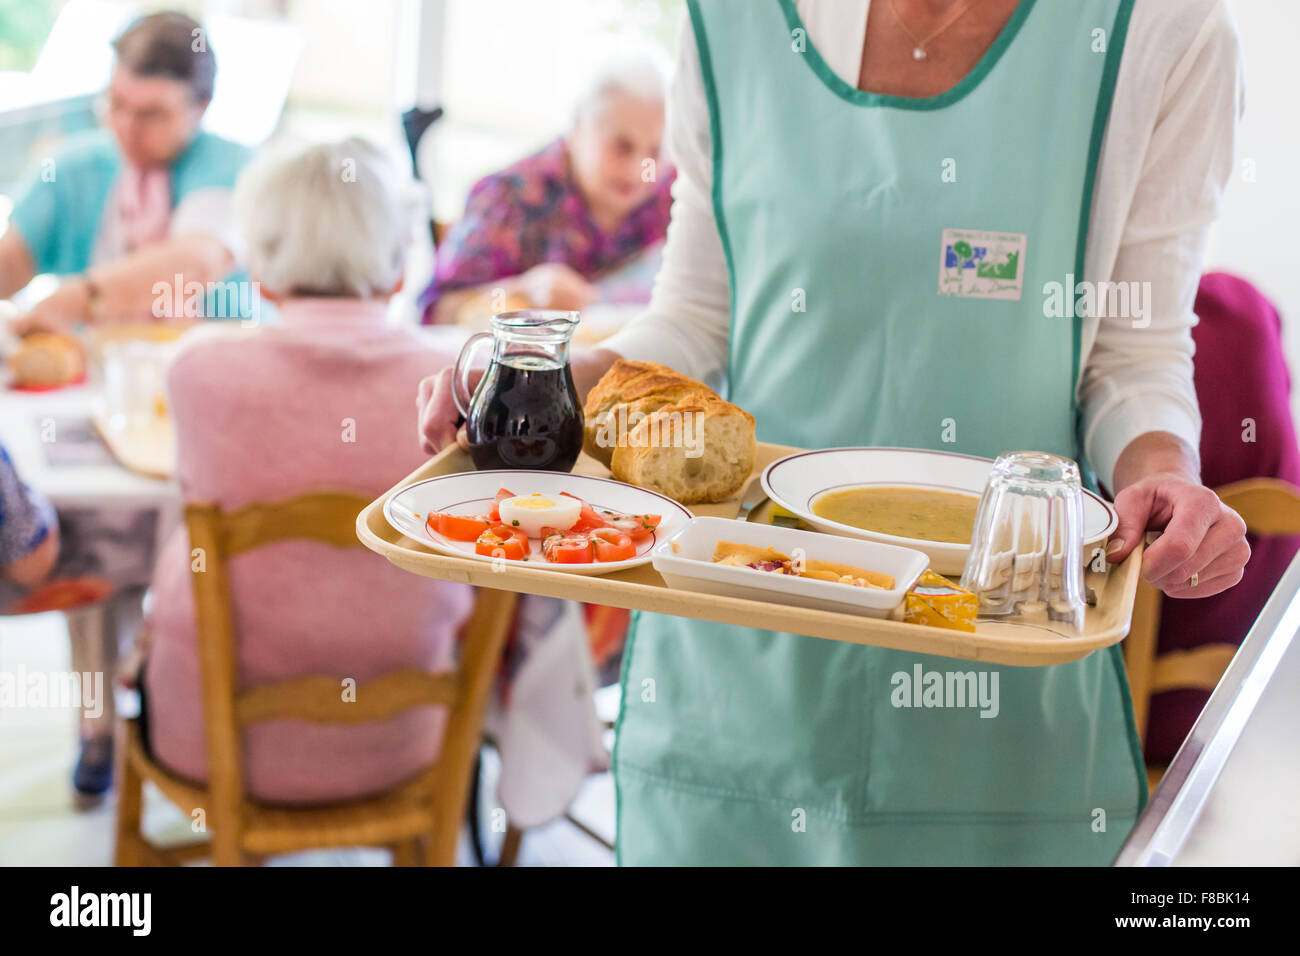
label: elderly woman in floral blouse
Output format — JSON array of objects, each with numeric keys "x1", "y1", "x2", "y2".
[{"x1": 420, "y1": 52, "x2": 676, "y2": 325}]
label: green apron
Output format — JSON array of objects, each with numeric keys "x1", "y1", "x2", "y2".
[{"x1": 613, "y1": 0, "x2": 1147, "y2": 865}]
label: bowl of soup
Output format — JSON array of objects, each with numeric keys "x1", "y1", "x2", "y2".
[
  {"x1": 812, "y1": 485, "x2": 981, "y2": 544},
  {"x1": 761, "y1": 447, "x2": 1118, "y2": 574}
]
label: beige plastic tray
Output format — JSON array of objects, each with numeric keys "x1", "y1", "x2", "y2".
[
  {"x1": 92, "y1": 412, "x2": 175, "y2": 480},
  {"x1": 357, "y1": 443, "x2": 1142, "y2": 667}
]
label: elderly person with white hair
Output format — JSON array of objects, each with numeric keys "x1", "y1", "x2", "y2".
[
  {"x1": 418, "y1": 50, "x2": 675, "y2": 324},
  {"x1": 137, "y1": 138, "x2": 474, "y2": 803}
]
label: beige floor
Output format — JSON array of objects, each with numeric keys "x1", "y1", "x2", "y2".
[{"x1": 0, "y1": 611, "x2": 615, "y2": 867}]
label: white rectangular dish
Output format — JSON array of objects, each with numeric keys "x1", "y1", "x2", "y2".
[{"x1": 652, "y1": 516, "x2": 929, "y2": 618}]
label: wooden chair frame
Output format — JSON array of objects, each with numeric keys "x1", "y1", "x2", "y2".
[
  {"x1": 114, "y1": 492, "x2": 515, "y2": 866},
  {"x1": 1124, "y1": 477, "x2": 1300, "y2": 786}
]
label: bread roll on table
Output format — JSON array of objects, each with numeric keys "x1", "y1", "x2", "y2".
[
  {"x1": 584, "y1": 360, "x2": 756, "y2": 504},
  {"x1": 7, "y1": 333, "x2": 85, "y2": 388}
]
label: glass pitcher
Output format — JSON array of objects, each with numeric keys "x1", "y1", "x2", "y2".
[{"x1": 453, "y1": 309, "x2": 585, "y2": 472}]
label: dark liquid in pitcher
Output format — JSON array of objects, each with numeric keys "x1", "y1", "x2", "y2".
[{"x1": 467, "y1": 355, "x2": 585, "y2": 471}]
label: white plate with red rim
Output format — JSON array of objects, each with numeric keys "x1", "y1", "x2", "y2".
[
  {"x1": 384, "y1": 470, "x2": 694, "y2": 575},
  {"x1": 761, "y1": 447, "x2": 1119, "y2": 575}
]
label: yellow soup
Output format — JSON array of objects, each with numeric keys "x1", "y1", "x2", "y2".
[{"x1": 813, "y1": 486, "x2": 979, "y2": 544}]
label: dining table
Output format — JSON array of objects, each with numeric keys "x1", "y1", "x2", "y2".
[
  {"x1": 0, "y1": 381, "x2": 180, "y2": 552},
  {"x1": 0, "y1": 322, "x2": 476, "y2": 563},
  {"x1": 0, "y1": 373, "x2": 182, "y2": 735}
]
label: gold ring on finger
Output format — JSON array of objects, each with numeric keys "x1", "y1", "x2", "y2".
[{"x1": 1188, "y1": 571, "x2": 1199, "y2": 589}]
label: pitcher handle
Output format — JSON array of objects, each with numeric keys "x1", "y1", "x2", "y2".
[{"x1": 452, "y1": 332, "x2": 493, "y2": 419}]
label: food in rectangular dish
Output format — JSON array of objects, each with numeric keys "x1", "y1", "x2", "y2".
[
  {"x1": 711, "y1": 540, "x2": 896, "y2": 590},
  {"x1": 653, "y1": 516, "x2": 928, "y2": 618}
]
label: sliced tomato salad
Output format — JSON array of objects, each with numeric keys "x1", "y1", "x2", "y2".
[
  {"x1": 426, "y1": 511, "x2": 491, "y2": 542},
  {"x1": 561, "y1": 492, "x2": 609, "y2": 533},
  {"x1": 562, "y1": 494, "x2": 662, "y2": 541},
  {"x1": 488, "y1": 487, "x2": 516, "y2": 523},
  {"x1": 428, "y1": 488, "x2": 519, "y2": 542},
  {"x1": 430, "y1": 490, "x2": 660, "y2": 565},
  {"x1": 589, "y1": 527, "x2": 636, "y2": 562},
  {"x1": 599, "y1": 513, "x2": 662, "y2": 541},
  {"x1": 475, "y1": 524, "x2": 529, "y2": 561},
  {"x1": 541, "y1": 529, "x2": 595, "y2": 564}
]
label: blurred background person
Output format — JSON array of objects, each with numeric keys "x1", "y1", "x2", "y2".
[
  {"x1": 1, "y1": 441, "x2": 137, "y2": 804},
  {"x1": 0, "y1": 11, "x2": 248, "y2": 334},
  {"x1": 420, "y1": 50, "x2": 675, "y2": 326},
  {"x1": 0, "y1": 443, "x2": 59, "y2": 606},
  {"x1": 136, "y1": 138, "x2": 474, "y2": 802}
]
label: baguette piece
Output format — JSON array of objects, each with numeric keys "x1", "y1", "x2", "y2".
[
  {"x1": 584, "y1": 360, "x2": 709, "y2": 466},
  {"x1": 585, "y1": 358, "x2": 757, "y2": 502},
  {"x1": 610, "y1": 398, "x2": 756, "y2": 504},
  {"x1": 584, "y1": 360, "x2": 687, "y2": 420},
  {"x1": 585, "y1": 386, "x2": 702, "y2": 467}
]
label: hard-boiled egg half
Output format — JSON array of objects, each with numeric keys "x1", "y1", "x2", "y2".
[{"x1": 496, "y1": 493, "x2": 582, "y2": 538}]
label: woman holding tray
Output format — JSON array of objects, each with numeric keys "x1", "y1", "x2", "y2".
[{"x1": 419, "y1": 0, "x2": 1249, "y2": 865}]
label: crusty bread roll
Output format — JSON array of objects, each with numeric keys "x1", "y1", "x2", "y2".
[
  {"x1": 611, "y1": 400, "x2": 756, "y2": 504},
  {"x1": 585, "y1": 359, "x2": 756, "y2": 504},
  {"x1": 584, "y1": 360, "x2": 714, "y2": 466},
  {"x1": 584, "y1": 360, "x2": 696, "y2": 460},
  {"x1": 8, "y1": 333, "x2": 85, "y2": 388}
]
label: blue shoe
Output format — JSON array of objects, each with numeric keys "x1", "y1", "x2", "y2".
[{"x1": 73, "y1": 736, "x2": 114, "y2": 801}]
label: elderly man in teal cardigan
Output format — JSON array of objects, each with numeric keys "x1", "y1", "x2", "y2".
[{"x1": 0, "y1": 11, "x2": 249, "y2": 328}]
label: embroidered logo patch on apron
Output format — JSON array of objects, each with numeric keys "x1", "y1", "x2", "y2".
[{"x1": 938, "y1": 228, "x2": 1027, "y2": 301}]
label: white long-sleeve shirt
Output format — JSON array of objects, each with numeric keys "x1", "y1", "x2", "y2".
[{"x1": 604, "y1": 0, "x2": 1244, "y2": 490}]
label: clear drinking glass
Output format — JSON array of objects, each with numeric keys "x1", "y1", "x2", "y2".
[
  {"x1": 959, "y1": 451, "x2": 1087, "y2": 634},
  {"x1": 100, "y1": 339, "x2": 173, "y2": 431}
]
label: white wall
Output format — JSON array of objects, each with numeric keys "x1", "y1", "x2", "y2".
[{"x1": 1205, "y1": 1, "x2": 1300, "y2": 422}]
